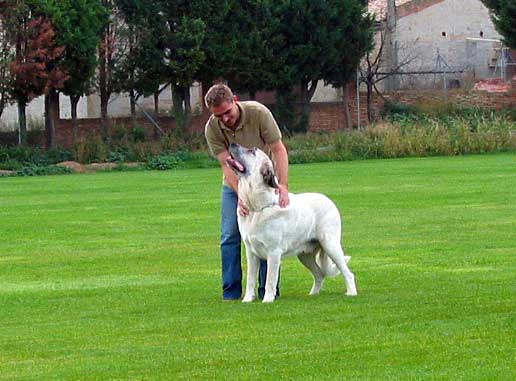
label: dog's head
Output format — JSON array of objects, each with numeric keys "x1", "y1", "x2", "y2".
[{"x1": 226, "y1": 143, "x2": 279, "y2": 189}]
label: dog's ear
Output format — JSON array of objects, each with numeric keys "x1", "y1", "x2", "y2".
[{"x1": 260, "y1": 163, "x2": 279, "y2": 189}]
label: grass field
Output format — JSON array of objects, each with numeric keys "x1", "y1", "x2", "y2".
[{"x1": 0, "y1": 153, "x2": 515, "y2": 380}]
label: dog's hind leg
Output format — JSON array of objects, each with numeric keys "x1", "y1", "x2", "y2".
[
  {"x1": 321, "y1": 240, "x2": 357, "y2": 296},
  {"x1": 242, "y1": 253, "x2": 260, "y2": 303},
  {"x1": 298, "y1": 252, "x2": 325, "y2": 295}
]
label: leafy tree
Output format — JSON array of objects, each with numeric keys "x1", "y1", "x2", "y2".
[
  {"x1": 96, "y1": 0, "x2": 128, "y2": 142},
  {"x1": 265, "y1": 0, "x2": 373, "y2": 133},
  {"x1": 195, "y1": 1, "x2": 232, "y2": 92},
  {"x1": 56, "y1": 0, "x2": 107, "y2": 145},
  {"x1": 115, "y1": 0, "x2": 167, "y2": 124},
  {"x1": 222, "y1": 0, "x2": 278, "y2": 99},
  {"x1": 4, "y1": 0, "x2": 67, "y2": 145},
  {"x1": 155, "y1": 1, "x2": 206, "y2": 128},
  {"x1": 117, "y1": 1, "x2": 206, "y2": 131},
  {"x1": 323, "y1": 0, "x2": 374, "y2": 127},
  {"x1": 29, "y1": 0, "x2": 107, "y2": 146},
  {"x1": 0, "y1": 12, "x2": 14, "y2": 119},
  {"x1": 481, "y1": 0, "x2": 516, "y2": 48}
]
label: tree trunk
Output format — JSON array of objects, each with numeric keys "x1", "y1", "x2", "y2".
[
  {"x1": 299, "y1": 79, "x2": 317, "y2": 133},
  {"x1": 17, "y1": 100, "x2": 27, "y2": 146},
  {"x1": 172, "y1": 85, "x2": 192, "y2": 130},
  {"x1": 154, "y1": 91, "x2": 159, "y2": 115},
  {"x1": 99, "y1": 30, "x2": 110, "y2": 143},
  {"x1": 100, "y1": 85, "x2": 109, "y2": 143},
  {"x1": 367, "y1": 81, "x2": 374, "y2": 122},
  {"x1": 130, "y1": 89, "x2": 136, "y2": 129},
  {"x1": 45, "y1": 90, "x2": 59, "y2": 148},
  {"x1": 342, "y1": 83, "x2": 352, "y2": 129},
  {"x1": 70, "y1": 95, "x2": 80, "y2": 145},
  {"x1": 171, "y1": 85, "x2": 183, "y2": 117},
  {"x1": 275, "y1": 88, "x2": 294, "y2": 136},
  {"x1": 183, "y1": 86, "x2": 191, "y2": 115}
]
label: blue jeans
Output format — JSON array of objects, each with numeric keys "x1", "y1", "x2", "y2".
[{"x1": 220, "y1": 186, "x2": 279, "y2": 300}]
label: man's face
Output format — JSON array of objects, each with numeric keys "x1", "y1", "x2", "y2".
[{"x1": 211, "y1": 99, "x2": 239, "y2": 128}]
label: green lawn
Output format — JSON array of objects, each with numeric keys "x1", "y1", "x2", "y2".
[{"x1": 0, "y1": 153, "x2": 515, "y2": 380}]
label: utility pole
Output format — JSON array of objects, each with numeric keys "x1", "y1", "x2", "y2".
[{"x1": 385, "y1": 0, "x2": 399, "y2": 91}]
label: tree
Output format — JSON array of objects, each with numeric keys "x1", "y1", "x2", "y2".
[
  {"x1": 5, "y1": 0, "x2": 67, "y2": 145},
  {"x1": 195, "y1": 1, "x2": 232, "y2": 92},
  {"x1": 28, "y1": 0, "x2": 107, "y2": 146},
  {"x1": 55, "y1": 0, "x2": 107, "y2": 145},
  {"x1": 481, "y1": 0, "x2": 516, "y2": 48},
  {"x1": 96, "y1": 0, "x2": 127, "y2": 142},
  {"x1": 223, "y1": 0, "x2": 278, "y2": 99},
  {"x1": 0, "y1": 11, "x2": 14, "y2": 119},
  {"x1": 322, "y1": 0, "x2": 374, "y2": 128},
  {"x1": 358, "y1": 25, "x2": 419, "y2": 123},
  {"x1": 267, "y1": 0, "x2": 332, "y2": 133},
  {"x1": 115, "y1": 0, "x2": 167, "y2": 125},
  {"x1": 155, "y1": 1, "x2": 206, "y2": 129}
]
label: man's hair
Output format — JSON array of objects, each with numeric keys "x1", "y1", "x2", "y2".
[{"x1": 204, "y1": 83, "x2": 234, "y2": 108}]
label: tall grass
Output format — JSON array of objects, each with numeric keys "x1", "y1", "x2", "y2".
[{"x1": 286, "y1": 108, "x2": 516, "y2": 163}]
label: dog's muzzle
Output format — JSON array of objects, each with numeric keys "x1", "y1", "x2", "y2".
[{"x1": 226, "y1": 154, "x2": 246, "y2": 174}]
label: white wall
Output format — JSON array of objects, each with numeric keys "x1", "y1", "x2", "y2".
[
  {"x1": 0, "y1": 82, "x2": 204, "y2": 131},
  {"x1": 393, "y1": 0, "x2": 502, "y2": 88}
]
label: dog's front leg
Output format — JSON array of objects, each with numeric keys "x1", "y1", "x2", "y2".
[
  {"x1": 263, "y1": 254, "x2": 281, "y2": 303},
  {"x1": 242, "y1": 253, "x2": 260, "y2": 303}
]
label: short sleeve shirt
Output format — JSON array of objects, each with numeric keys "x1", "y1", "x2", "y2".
[{"x1": 205, "y1": 101, "x2": 282, "y2": 160}]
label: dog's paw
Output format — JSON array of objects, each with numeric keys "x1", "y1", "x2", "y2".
[
  {"x1": 242, "y1": 295, "x2": 255, "y2": 303},
  {"x1": 262, "y1": 294, "x2": 276, "y2": 303},
  {"x1": 346, "y1": 289, "x2": 358, "y2": 296}
]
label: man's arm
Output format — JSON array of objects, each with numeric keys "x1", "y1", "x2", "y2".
[
  {"x1": 217, "y1": 150, "x2": 238, "y2": 192},
  {"x1": 217, "y1": 150, "x2": 250, "y2": 216},
  {"x1": 270, "y1": 140, "x2": 289, "y2": 208}
]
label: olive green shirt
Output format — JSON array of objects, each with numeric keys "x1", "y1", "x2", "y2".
[{"x1": 205, "y1": 101, "x2": 282, "y2": 160}]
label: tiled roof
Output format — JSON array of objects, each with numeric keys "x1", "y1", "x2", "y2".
[{"x1": 368, "y1": 0, "x2": 413, "y2": 20}]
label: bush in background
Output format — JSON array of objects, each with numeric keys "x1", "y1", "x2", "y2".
[
  {"x1": 286, "y1": 107, "x2": 516, "y2": 163},
  {"x1": 15, "y1": 165, "x2": 73, "y2": 177},
  {"x1": 1, "y1": 106, "x2": 514, "y2": 176}
]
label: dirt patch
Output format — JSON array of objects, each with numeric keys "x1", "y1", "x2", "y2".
[
  {"x1": 56, "y1": 161, "x2": 90, "y2": 173},
  {"x1": 56, "y1": 161, "x2": 143, "y2": 173},
  {"x1": 0, "y1": 169, "x2": 15, "y2": 176}
]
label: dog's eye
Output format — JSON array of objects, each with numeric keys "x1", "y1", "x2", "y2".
[{"x1": 248, "y1": 148, "x2": 257, "y2": 155}]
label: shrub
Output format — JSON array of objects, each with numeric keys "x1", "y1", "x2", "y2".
[
  {"x1": 74, "y1": 134, "x2": 109, "y2": 163},
  {"x1": 16, "y1": 165, "x2": 73, "y2": 177},
  {"x1": 0, "y1": 158, "x2": 24, "y2": 171},
  {"x1": 146, "y1": 154, "x2": 182, "y2": 170}
]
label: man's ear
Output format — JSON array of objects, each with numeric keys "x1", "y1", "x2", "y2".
[{"x1": 260, "y1": 162, "x2": 279, "y2": 189}]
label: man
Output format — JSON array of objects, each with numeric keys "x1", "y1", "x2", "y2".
[{"x1": 204, "y1": 83, "x2": 290, "y2": 301}]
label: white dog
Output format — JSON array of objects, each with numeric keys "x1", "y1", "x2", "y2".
[{"x1": 226, "y1": 143, "x2": 357, "y2": 303}]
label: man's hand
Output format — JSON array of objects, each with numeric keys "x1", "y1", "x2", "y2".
[
  {"x1": 276, "y1": 184, "x2": 289, "y2": 208},
  {"x1": 238, "y1": 198, "x2": 249, "y2": 216}
]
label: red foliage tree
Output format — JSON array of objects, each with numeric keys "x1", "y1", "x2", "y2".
[{"x1": 9, "y1": 16, "x2": 68, "y2": 145}]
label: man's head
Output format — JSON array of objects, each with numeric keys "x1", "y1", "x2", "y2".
[{"x1": 205, "y1": 83, "x2": 240, "y2": 128}]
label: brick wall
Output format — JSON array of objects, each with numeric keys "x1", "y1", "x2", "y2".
[
  {"x1": 45, "y1": 86, "x2": 513, "y2": 149},
  {"x1": 384, "y1": 87, "x2": 516, "y2": 110},
  {"x1": 54, "y1": 112, "x2": 211, "y2": 148}
]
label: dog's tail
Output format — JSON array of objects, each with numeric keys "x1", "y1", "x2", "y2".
[{"x1": 316, "y1": 251, "x2": 350, "y2": 277}]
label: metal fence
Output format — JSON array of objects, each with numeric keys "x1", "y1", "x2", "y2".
[{"x1": 374, "y1": 38, "x2": 515, "y2": 92}]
